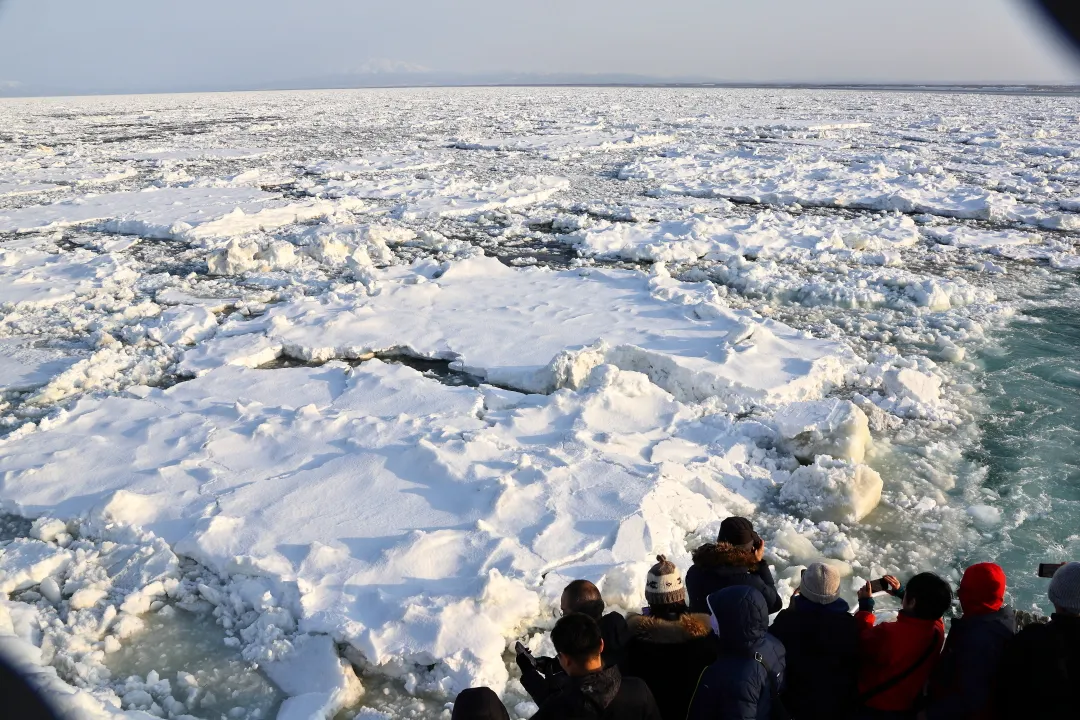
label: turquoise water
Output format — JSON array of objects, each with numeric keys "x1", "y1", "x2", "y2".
[{"x1": 963, "y1": 275, "x2": 1080, "y2": 614}]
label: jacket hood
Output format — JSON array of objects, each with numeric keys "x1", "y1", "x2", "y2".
[
  {"x1": 452, "y1": 687, "x2": 510, "y2": 720},
  {"x1": 576, "y1": 666, "x2": 622, "y2": 710},
  {"x1": 627, "y1": 612, "x2": 713, "y2": 643},
  {"x1": 692, "y1": 542, "x2": 759, "y2": 572},
  {"x1": 793, "y1": 594, "x2": 850, "y2": 614},
  {"x1": 707, "y1": 585, "x2": 768, "y2": 651},
  {"x1": 958, "y1": 562, "x2": 1006, "y2": 616}
]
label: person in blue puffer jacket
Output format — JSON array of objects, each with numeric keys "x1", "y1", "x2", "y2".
[{"x1": 687, "y1": 586, "x2": 787, "y2": 720}]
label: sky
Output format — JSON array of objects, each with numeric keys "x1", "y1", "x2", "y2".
[{"x1": 0, "y1": 0, "x2": 1078, "y2": 93}]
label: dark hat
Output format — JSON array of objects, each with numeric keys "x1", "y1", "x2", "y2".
[{"x1": 718, "y1": 517, "x2": 756, "y2": 547}]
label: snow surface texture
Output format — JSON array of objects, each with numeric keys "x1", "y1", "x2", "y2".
[{"x1": 0, "y1": 87, "x2": 1078, "y2": 719}]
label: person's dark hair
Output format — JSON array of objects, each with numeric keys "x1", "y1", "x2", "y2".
[
  {"x1": 551, "y1": 613, "x2": 603, "y2": 663},
  {"x1": 451, "y1": 686, "x2": 510, "y2": 720},
  {"x1": 562, "y1": 579, "x2": 604, "y2": 620},
  {"x1": 905, "y1": 572, "x2": 953, "y2": 620},
  {"x1": 649, "y1": 601, "x2": 690, "y2": 621}
]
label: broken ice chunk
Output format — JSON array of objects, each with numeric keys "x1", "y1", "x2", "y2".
[
  {"x1": 0, "y1": 539, "x2": 73, "y2": 594},
  {"x1": 884, "y1": 368, "x2": 942, "y2": 406},
  {"x1": 773, "y1": 399, "x2": 872, "y2": 464},
  {"x1": 779, "y1": 457, "x2": 883, "y2": 524}
]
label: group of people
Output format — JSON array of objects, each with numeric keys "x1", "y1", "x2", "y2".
[{"x1": 450, "y1": 517, "x2": 1080, "y2": 720}]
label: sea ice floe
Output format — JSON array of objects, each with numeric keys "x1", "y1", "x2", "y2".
[
  {"x1": 0, "y1": 338, "x2": 82, "y2": 393},
  {"x1": 452, "y1": 130, "x2": 674, "y2": 158},
  {"x1": 0, "y1": 186, "x2": 365, "y2": 242},
  {"x1": 117, "y1": 148, "x2": 273, "y2": 163},
  {"x1": 0, "y1": 355, "x2": 842, "y2": 698},
  {"x1": 564, "y1": 211, "x2": 920, "y2": 263},
  {"x1": 773, "y1": 399, "x2": 872, "y2": 464},
  {"x1": 926, "y1": 225, "x2": 1040, "y2": 251},
  {"x1": 0, "y1": 248, "x2": 136, "y2": 308},
  {"x1": 232, "y1": 255, "x2": 857, "y2": 406},
  {"x1": 306, "y1": 151, "x2": 450, "y2": 177},
  {"x1": 619, "y1": 146, "x2": 1044, "y2": 223},
  {"x1": 779, "y1": 458, "x2": 884, "y2": 524},
  {"x1": 318, "y1": 173, "x2": 569, "y2": 220},
  {"x1": 0, "y1": 181, "x2": 60, "y2": 198},
  {"x1": 696, "y1": 118, "x2": 872, "y2": 132},
  {"x1": 0, "y1": 168, "x2": 136, "y2": 201},
  {"x1": 0, "y1": 539, "x2": 74, "y2": 594}
]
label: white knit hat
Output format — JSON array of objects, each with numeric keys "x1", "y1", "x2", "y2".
[
  {"x1": 1050, "y1": 562, "x2": 1080, "y2": 615},
  {"x1": 800, "y1": 562, "x2": 841, "y2": 605},
  {"x1": 646, "y1": 555, "x2": 686, "y2": 606}
]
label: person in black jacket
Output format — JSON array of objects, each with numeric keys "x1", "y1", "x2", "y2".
[
  {"x1": 686, "y1": 517, "x2": 782, "y2": 615},
  {"x1": 531, "y1": 613, "x2": 662, "y2": 720},
  {"x1": 999, "y1": 561, "x2": 1080, "y2": 717},
  {"x1": 451, "y1": 687, "x2": 511, "y2": 720},
  {"x1": 924, "y1": 562, "x2": 1015, "y2": 720},
  {"x1": 517, "y1": 579, "x2": 631, "y2": 705},
  {"x1": 622, "y1": 556, "x2": 718, "y2": 720},
  {"x1": 687, "y1": 586, "x2": 786, "y2": 720},
  {"x1": 768, "y1": 562, "x2": 859, "y2": 720}
]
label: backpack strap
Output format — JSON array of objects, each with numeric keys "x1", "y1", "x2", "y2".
[
  {"x1": 858, "y1": 629, "x2": 941, "y2": 707},
  {"x1": 754, "y1": 652, "x2": 791, "y2": 720},
  {"x1": 684, "y1": 666, "x2": 709, "y2": 720}
]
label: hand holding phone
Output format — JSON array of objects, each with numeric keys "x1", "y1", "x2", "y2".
[
  {"x1": 515, "y1": 641, "x2": 536, "y2": 669},
  {"x1": 868, "y1": 576, "x2": 902, "y2": 596},
  {"x1": 1039, "y1": 563, "x2": 1066, "y2": 579}
]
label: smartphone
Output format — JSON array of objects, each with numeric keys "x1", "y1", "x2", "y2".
[
  {"x1": 515, "y1": 641, "x2": 538, "y2": 670},
  {"x1": 869, "y1": 578, "x2": 891, "y2": 595},
  {"x1": 1038, "y1": 563, "x2": 1066, "y2": 579}
]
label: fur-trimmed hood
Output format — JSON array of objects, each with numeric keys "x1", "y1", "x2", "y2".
[
  {"x1": 692, "y1": 542, "x2": 759, "y2": 571},
  {"x1": 626, "y1": 612, "x2": 713, "y2": 644}
]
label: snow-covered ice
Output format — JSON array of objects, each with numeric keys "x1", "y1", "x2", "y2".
[
  {"x1": 244, "y1": 254, "x2": 856, "y2": 404},
  {"x1": 452, "y1": 130, "x2": 674, "y2": 159},
  {"x1": 0, "y1": 86, "x2": 1078, "y2": 719},
  {"x1": 0, "y1": 186, "x2": 365, "y2": 242},
  {"x1": 565, "y1": 212, "x2": 920, "y2": 263}
]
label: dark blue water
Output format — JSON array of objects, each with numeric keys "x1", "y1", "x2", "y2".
[{"x1": 963, "y1": 277, "x2": 1080, "y2": 613}]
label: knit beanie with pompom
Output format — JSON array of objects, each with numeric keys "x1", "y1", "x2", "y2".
[{"x1": 646, "y1": 555, "x2": 686, "y2": 607}]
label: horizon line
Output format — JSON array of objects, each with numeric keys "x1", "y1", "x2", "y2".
[{"x1": 4, "y1": 80, "x2": 1080, "y2": 100}]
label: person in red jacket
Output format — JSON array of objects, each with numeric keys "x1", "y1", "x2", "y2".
[{"x1": 854, "y1": 572, "x2": 952, "y2": 720}]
